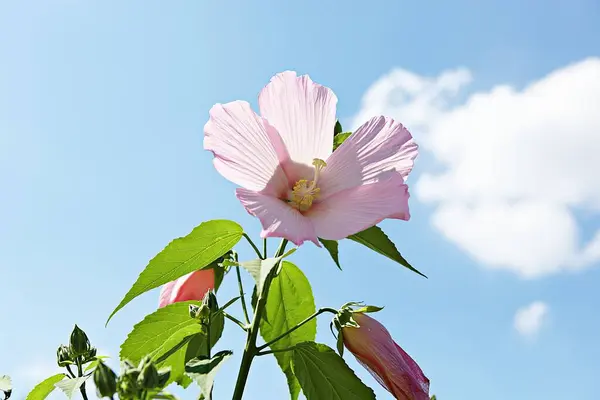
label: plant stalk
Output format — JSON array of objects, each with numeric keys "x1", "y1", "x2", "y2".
[
  {"x1": 231, "y1": 239, "x2": 288, "y2": 400},
  {"x1": 76, "y1": 358, "x2": 89, "y2": 400}
]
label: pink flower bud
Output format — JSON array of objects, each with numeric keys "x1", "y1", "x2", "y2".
[
  {"x1": 342, "y1": 313, "x2": 430, "y2": 400},
  {"x1": 158, "y1": 269, "x2": 215, "y2": 308}
]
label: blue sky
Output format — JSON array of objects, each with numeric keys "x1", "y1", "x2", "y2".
[{"x1": 2, "y1": 1, "x2": 600, "y2": 399}]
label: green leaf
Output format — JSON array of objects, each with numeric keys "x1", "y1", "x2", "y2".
[
  {"x1": 334, "y1": 120, "x2": 343, "y2": 135},
  {"x1": 431, "y1": 396, "x2": 437, "y2": 400},
  {"x1": 348, "y1": 226, "x2": 426, "y2": 278},
  {"x1": 292, "y1": 342, "x2": 375, "y2": 400},
  {"x1": 239, "y1": 248, "x2": 296, "y2": 294},
  {"x1": 333, "y1": 132, "x2": 352, "y2": 150},
  {"x1": 108, "y1": 220, "x2": 243, "y2": 324},
  {"x1": 185, "y1": 350, "x2": 232, "y2": 400},
  {"x1": 260, "y1": 261, "x2": 316, "y2": 400},
  {"x1": 55, "y1": 376, "x2": 90, "y2": 399},
  {"x1": 120, "y1": 301, "x2": 224, "y2": 385},
  {"x1": 318, "y1": 239, "x2": 341, "y2": 270},
  {"x1": 25, "y1": 374, "x2": 65, "y2": 400}
]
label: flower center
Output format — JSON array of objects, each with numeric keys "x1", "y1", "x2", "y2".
[{"x1": 289, "y1": 158, "x2": 327, "y2": 212}]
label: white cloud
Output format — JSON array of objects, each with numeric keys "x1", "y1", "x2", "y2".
[
  {"x1": 514, "y1": 301, "x2": 549, "y2": 337},
  {"x1": 353, "y1": 58, "x2": 600, "y2": 278}
]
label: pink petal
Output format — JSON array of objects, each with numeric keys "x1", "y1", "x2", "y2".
[
  {"x1": 343, "y1": 313, "x2": 430, "y2": 400},
  {"x1": 320, "y1": 116, "x2": 418, "y2": 199},
  {"x1": 259, "y1": 71, "x2": 337, "y2": 169},
  {"x1": 307, "y1": 173, "x2": 410, "y2": 240},
  {"x1": 204, "y1": 101, "x2": 289, "y2": 196},
  {"x1": 236, "y1": 188, "x2": 318, "y2": 246},
  {"x1": 158, "y1": 269, "x2": 216, "y2": 308}
]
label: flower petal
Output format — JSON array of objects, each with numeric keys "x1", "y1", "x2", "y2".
[
  {"x1": 343, "y1": 313, "x2": 429, "y2": 400},
  {"x1": 259, "y1": 71, "x2": 337, "y2": 167},
  {"x1": 236, "y1": 188, "x2": 318, "y2": 246},
  {"x1": 320, "y1": 116, "x2": 418, "y2": 198},
  {"x1": 158, "y1": 269, "x2": 215, "y2": 308},
  {"x1": 204, "y1": 100, "x2": 289, "y2": 195},
  {"x1": 308, "y1": 173, "x2": 410, "y2": 240}
]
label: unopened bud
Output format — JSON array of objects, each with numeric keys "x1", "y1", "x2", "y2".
[
  {"x1": 116, "y1": 373, "x2": 138, "y2": 399},
  {"x1": 157, "y1": 369, "x2": 170, "y2": 388},
  {"x1": 56, "y1": 345, "x2": 72, "y2": 367},
  {"x1": 83, "y1": 347, "x2": 97, "y2": 363},
  {"x1": 69, "y1": 325, "x2": 91, "y2": 357},
  {"x1": 93, "y1": 360, "x2": 117, "y2": 398},
  {"x1": 202, "y1": 290, "x2": 218, "y2": 312},
  {"x1": 138, "y1": 360, "x2": 159, "y2": 389}
]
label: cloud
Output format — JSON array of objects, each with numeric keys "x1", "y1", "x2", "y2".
[
  {"x1": 513, "y1": 301, "x2": 549, "y2": 337},
  {"x1": 352, "y1": 58, "x2": 600, "y2": 278}
]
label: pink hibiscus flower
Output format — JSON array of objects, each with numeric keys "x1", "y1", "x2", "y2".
[{"x1": 204, "y1": 71, "x2": 418, "y2": 245}]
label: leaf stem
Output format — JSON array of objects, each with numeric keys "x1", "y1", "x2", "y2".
[
  {"x1": 256, "y1": 307, "x2": 338, "y2": 352},
  {"x1": 223, "y1": 312, "x2": 248, "y2": 331},
  {"x1": 235, "y1": 266, "x2": 251, "y2": 324},
  {"x1": 231, "y1": 239, "x2": 288, "y2": 400},
  {"x1": 256, "y1": 346, "x2": 296, "y2": 356},
  {"x1": 243, "y1": 233, "x2": 264, "y2": 260},
  {"x1": 65, "y1": 365, "x2": 76, "y2": 379},
  {"x1": 262, "y1": 238, "x2": 267, "y2": 259}
]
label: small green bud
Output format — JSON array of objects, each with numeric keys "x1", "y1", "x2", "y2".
[
  {"x1": 203, "y1": 290, "x2": 218, "y2": 312},
  {"x1": 138, "y1": 360, "x2": 159, "y2": 389},
  {"x1": 189, "y1": 304, "x2": 202, "y2": 319},
  {"x1": 93, "y1": 360, "x2": 117, "y2": 398},
  {"x1": 157, "y1": 369, "x2": 171, "y2": 388},
  {"x1": 56, "y1": 345, "x2": 72, "y2": 367},
  {"x1": 117, "y1": 370, "x2": 139, "y2": 399},
  {"x1": 83, "y1": 347, "x2": 97, "y2": 363},
  {"x1": 69, "y1": 325, "x2": 91, "y2": 357}
]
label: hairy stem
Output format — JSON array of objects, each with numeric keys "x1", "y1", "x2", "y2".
[{"x1": 231, "y1": 239, "x2": 288, "y2": 400}]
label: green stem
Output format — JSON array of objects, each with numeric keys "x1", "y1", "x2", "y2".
[
  {"x1": 256, "y1": 346, "x2": 296, "y2": 356},
  {"x1": 65, "y1": 365, "x2": 76, "y2": 379},
  {"x1": 76, "y1": 359, "x2": 89, "y2": 400},
  {"x1": 231, "y1": 239, "x2": 288, "y2": 400},
  {"x1": 243, "y1": 233, "x2": 264, "y2": 260},
  {"x1": 256, "y1": 307, "x2": 338, "y2": 352},
  {"x1": 206, "y1": 322, "x2": 211, "y2": 358},
  {"x1": 223, "y1": 312, "x2": 248, "y2": 331},
  {"x1": 235, "y1": 266, "x2": 250, "y2": 324},
  {"x1": 262, "y1": 238, "x2": 267, "y2": 259}
]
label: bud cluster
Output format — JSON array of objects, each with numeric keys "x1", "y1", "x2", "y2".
[
  {"x1": 56, "y1": 325, "x2": 98, "y2": 368},
  {"x1": 93, "y1": 357, "x2": 171, "y2": 399}
]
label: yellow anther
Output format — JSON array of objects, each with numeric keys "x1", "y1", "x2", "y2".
[{"x1": 289, "y1": 159, "x2": 327, "y2": 212}]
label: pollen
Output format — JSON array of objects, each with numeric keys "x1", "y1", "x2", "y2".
[{"x1": 289, "y1": 158, "x2": 327, "y2": 212}]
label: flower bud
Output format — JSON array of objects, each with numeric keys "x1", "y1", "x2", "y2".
[
  {"x1": 93, "y1": 360, "x2": 117, "y2": 398},
  {"x1": 157, "y1": 369, "x2": 170, "y2": 388},
  {"x1": 137, "y1": 360, "x2": 159, "y2": 389},
  {"x1": 69, "y1": 325, "x2": 91, "y2": 357},
  {"x1": 202, "y1": 289, "x2": 218, "y2": 312},
  {"x1": 117, "y1": 371, "x2": 139, "y2": 399},
  {"x1": 56, "y1": 345, "x2": 72, "y2": 367},
  {"x1": 342, "y1": 313, "x2": 430, "y2": 400},
  {"x1": 158, "y1": 269, "x2": 215, "y2": 308}
]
